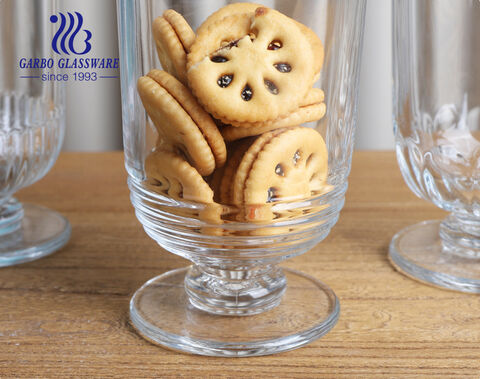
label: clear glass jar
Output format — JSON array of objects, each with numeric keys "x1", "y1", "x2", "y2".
[
  {"x1": 0, "y1": 0, "x2": 70, "y2": 266},
  {"x1": 390, "y1": 0, "x2": 480, "y2": 292},
  {"x1": 118, "y1": 0, "x2": 366, "y2": 356}
]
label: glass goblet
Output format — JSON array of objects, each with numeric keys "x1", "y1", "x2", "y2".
[
  {"x1": 118, "y1": 0, "x2": 366, "y2": 356},
  {"x1": 0, "y1": 0, "x2": 70, "y2": 267},
  {"x1": 391, "y1": 0, "x2": 480, "y2": 292}
]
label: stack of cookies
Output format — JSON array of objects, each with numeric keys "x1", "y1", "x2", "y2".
[{"x1": 138, "y1": 3, "x2": 328, "y2": 217}]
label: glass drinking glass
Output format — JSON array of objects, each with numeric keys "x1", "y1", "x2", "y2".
[
  {"x1": 0, "y1": 0, "x2": 70, "y2": 266},
  {"x1": 391, "y1": 0, "x2": 480, "y2": 292},
  {"x1": 118, "y1": 0, "x2": 366, "y2": 356}
]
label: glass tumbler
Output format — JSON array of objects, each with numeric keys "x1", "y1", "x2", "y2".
[
  {"x1": 391, "y1": 0, "x2": 480, "y2": 292},
  {"x1": 118, "y1": 0, "x2": 366, "y2": 356},
  {"x1": 0, "y1": 0, "x2": 70, "y2": 266}
]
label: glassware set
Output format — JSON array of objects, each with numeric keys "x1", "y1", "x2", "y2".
[{"x1": 2, "y1": 0, "x2": 477, "y2": 359}]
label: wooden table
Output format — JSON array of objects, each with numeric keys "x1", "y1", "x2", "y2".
[{"x1": 2, "y1": 152, "x2": 479, "y2": 377}]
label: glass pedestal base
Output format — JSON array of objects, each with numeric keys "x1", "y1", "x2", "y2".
[
  {"x1": 389, "y1": 220, "x2": 480, "y2": 293},
  {"x1": 0, "y1": 203, "x2": 71, "y2": 267},
  {"x1": 130, "y1": 267, "x2": 339, "y2": 357}
]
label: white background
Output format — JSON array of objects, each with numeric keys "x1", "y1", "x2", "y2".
[{"x1": 62, "y1": 0, "x2": 394, "y2": 151}]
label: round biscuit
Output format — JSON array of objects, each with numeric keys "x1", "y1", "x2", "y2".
[
  {"x1": 145, "y1": 149, "x2": 214, "y2": 203},
  {"x1": 163, "y1": 9, "x2": 195, "y2": 51},
  {"x1": 147, "y1": 69, "x2": 226, "y2": 168},
  {"x1": 221, "y1": 102, "x2": 326, "y2": 141},
  {"x1": 187, "y1": 8, "x2": 315, "y2": 124},
  {"x1": 137, "y1": 76, "x2": 215, "y2": 176},
  {"x1": 196, "y1": 3, "x2": 324, "y2": 76},
  {"x1": 231, "y1": 128, "x2": 286, "y2": 205},
  {"x1": 152, "y1": 16, "x2": 188, "y2": 85},
  {"x1": 244, "y1": 127, "x2": 328, "y2": 204}
]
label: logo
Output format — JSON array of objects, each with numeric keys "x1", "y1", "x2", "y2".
[
  {"x1": 17, "y1": 11, "x2": 118, "y2": 83},
  {"x1": 50, "y1": 12, "x2": 92, "y2": 55}
]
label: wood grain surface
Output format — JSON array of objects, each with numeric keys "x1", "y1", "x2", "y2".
[{"x1": 1, "y1": 151, "x2": 479, "y2": 378}]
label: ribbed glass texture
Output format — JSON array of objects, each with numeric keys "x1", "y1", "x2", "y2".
[
  {"x1": 393, "y1": 0, "x2": 480, "y2": 217},
  {"x1": 0, "y1": 0, "x2": 69, "y2": 267},
  {"x1": 119, "y1": 0, "x2": 366, "y2": 261},
  {"x1": 0, "y1": 0, "x2": 65, "y2": 205},
  {"x1": 0, "y1": 94, "x2": 64, "y2": 202}
]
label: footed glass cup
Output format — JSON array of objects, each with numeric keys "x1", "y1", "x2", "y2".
[
  {"x1": 0, "y1": 0, "x2": 70, "y2": 267},
  {"x1": 391, "y1": 0, "x2": 480, "y2": 292},
  {"x1": 118, "y1": 0, "x2": 366, "y2": 356}
]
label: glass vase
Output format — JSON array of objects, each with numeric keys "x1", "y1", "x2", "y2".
[
  {"x1": 117, "y1": 0, "x2": 366, "y2": 356},
  {"x1": 391, "y1": 0, "x2": 480, "y2": 292}
]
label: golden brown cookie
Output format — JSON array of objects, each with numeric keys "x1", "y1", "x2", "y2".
[
  {"x1": 163, "y1": 9, "x2": 196, "y2": 51},
  {"x1": 145, "y1": 149, "x2": 214, "y2": 203},
  {"x1": 147, "y1": 69, "x2": 227, "y2": 168},
  {"x1": 232, "y1": 129, "x2": 286, "y2": 205},
  {"x1": 137, "y1": 72, "x2": 222, "y2": 176},
  {"x1": 222, "y1": 103, "x2": 326, "y2": 140},
  {"x1": 243, "y1": 127, "x2": 328, "y2": 204},
  {"x1": 152, "y1": 10, "x2": 195, "y2": 85},
  {"x1": 187, "y1": 8, "x2": 316, "y2": 124},
  {"x1": 221, "y1": 89, "x2": 326, "y2": 140},
  {"x1": 195, "y1": 3, "x2": 324, "y2": 76}
]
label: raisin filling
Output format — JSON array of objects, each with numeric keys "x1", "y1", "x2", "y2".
[
  {"x1": 264, "y1": 80, "x2": 279, "y2": 95},
  {"x1": 293, "y1": 150, "x2": 301, "y2": 165},
  {"x1": 218, "y1": 74, "x2": 233, "y2": 88},
  {"x1": 275, "y1": 163, "x2": 285, "y2": 176},
  {"x1": 274, "y1": 63, "x2": 292, "y2": 73},
  {"x1": 268, "y1": 40, "x2": 282, "y2": 50},
  {"x1": 211, "y1": 55, "x2": 228, "y2": 63},
  {"x1": 267, "y1": 187, "x2": 277, "y2": 203},
  {"x1": 220, "y1": 39, "x2": 239, "y2": 49},
  {"x1": 241, "y1": 85, "x2": 253, "y2": 101},
  {"x1": 227, "y1": 40, "x2": 239, "y2": 48}
]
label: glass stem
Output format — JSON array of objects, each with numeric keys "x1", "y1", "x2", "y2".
[
  {"x1": 184, "y1": 264, "x2": 287, "y2": 316},
  {"x1": 440, "y1": 213, "x2": 480, "y2": 258}
]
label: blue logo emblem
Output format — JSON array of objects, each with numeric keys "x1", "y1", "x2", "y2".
[{"x1": 50, "y1": 12, "x2": 92, "y2": 55}]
